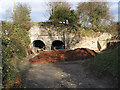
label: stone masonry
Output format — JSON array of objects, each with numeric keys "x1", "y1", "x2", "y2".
[{"x1": 29, "y1": 23, "x2": 112, "y2": 51}]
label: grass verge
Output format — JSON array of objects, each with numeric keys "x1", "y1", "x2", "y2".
[{"x1": 89, "y1": 46, "x2": 119, "y2": 78}]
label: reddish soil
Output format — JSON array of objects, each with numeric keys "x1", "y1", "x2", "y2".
[{"x1": 29, "y1": 48, "x2": 97, "y2": 64}]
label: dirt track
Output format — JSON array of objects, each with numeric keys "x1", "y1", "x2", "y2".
[{"x1": 19, "y1": 55, "x2": 115, "y2": 88}]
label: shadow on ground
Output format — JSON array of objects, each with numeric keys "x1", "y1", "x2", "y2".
[{"x1": 19, "y1": 56, "x2": 117, "y2": 88}]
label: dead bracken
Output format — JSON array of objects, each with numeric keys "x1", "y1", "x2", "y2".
[{"x1": 29, "y1": 48, "x2": 97, "y2": 64}]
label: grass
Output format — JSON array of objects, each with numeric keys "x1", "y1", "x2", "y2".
[{"x1": 89, "y1": 46, "x2": 119, "y2": 78}]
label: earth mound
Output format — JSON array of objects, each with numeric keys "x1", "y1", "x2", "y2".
[{"x1": 29, "y1": 48, "x2": 97, "y2": 64}]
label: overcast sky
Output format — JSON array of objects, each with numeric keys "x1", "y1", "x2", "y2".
[{"x1": 0, "y1": 0, "x2": 119, "y2": 22}]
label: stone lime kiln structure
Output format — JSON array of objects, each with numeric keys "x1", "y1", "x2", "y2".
[
  {"x1": 29, "y1": 23, "x2": 78, "y2": 51},
  {"x1": 29, "y1": 22, "x2": 112, "y2": 51}
]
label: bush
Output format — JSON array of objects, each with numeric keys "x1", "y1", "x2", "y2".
[
  {"x1": 76, "y1": 27, "x2": 101, "y2": 37},
  {"x1": 2, "y1": 21, "x2": 30, "y2": 88}
]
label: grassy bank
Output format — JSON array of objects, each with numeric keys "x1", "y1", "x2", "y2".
[{"x1": 89, "y1": 45, "x2": 119, "y2": 78}]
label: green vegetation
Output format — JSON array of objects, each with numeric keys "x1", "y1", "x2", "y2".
[
  {"x1": 2, "y1": 2, "x2": 31, "y2": 88},
  {"x1": 2, "y1": 21, "x2": 30, "y2": 88},
  {"x1": 75, "y1": 26, "x2": 101, "y2": 37},
  {"x1": 48, "y1": 2, "x2": 78, "y2": 26},
  {"x1": 77, "y1": 2, "x2": 113, "y2": 32},
  {"x1": 1, "y1": 1, "x2": 119, "y2": 88},
  {"x1": 89, "y1": 46, "x2": 119, "y2": 77},
  {"x1": 47, "y1": 1, "x2": 118, "y2": 37}
]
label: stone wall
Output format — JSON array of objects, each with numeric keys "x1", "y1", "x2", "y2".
[
  {"x1": 29, "y1": 24, "x2": 76, "y2": 50},
  {"x1": 29, "y1": 24, "x2": 112, "y2": 51},
  {"x1": 71, "y1": 33, "x2": 112, "y2": 52}
]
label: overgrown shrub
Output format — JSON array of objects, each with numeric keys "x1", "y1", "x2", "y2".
[{"x1": 2, "y1": 21, "x2": 30, "y2": 88}]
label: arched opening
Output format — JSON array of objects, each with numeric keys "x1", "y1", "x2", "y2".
[
  {"x1": 51, "y1": 40, "x2": 65, "y2": 50},
  {"x1": 32, "y1": 40, "x2": 46, "y2": 51}
]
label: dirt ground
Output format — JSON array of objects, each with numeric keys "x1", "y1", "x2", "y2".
[{"x1": 19, "y1": 49, "x2": 117, "y2": 88}]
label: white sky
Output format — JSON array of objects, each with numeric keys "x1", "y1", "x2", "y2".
[{"x1": 0, "y1": 0, "x2": 119, "y2": 22}]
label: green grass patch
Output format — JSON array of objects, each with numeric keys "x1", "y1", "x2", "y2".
[{"x1": 89, "y1": 47, "x2": 119, "y2": 77}]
